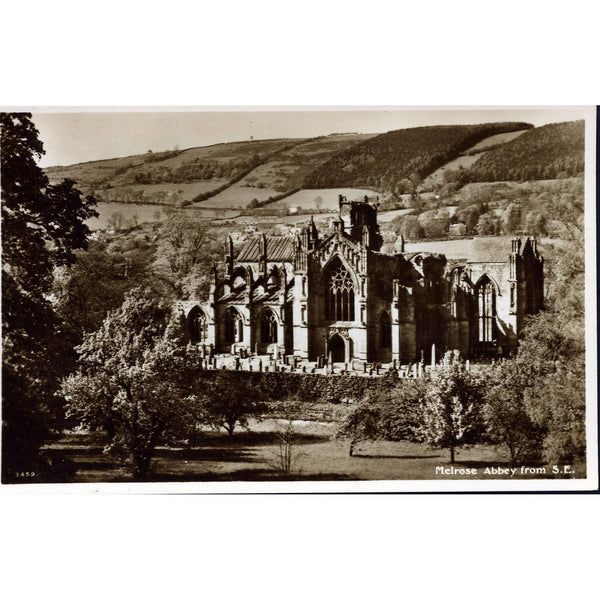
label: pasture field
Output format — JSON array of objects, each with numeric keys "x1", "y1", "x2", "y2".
[
  {"x1": 87, "y1": 202, "x2": 167, "y2": 230},
  {"x1": 88, "y1": 202, "x2": 242, "y2": 230},
  {"x1": 377, "y1": 208, "x2": 415, "y2": 223},
  {"x1": 42, "y1": 420, "x2": 582, "y2": 483},
  {"x1": 196, "y1": 182, "x2": 280, "y2": 208},
  {"x1": 270, "y1": 188, "x2": 379, "y2": 210},
  {"x1": 463, "y1": 129, "x2": 527, "y2": 154},
  {"x1": 97, "y1": 180, "x2": 226, "y2": 204},
  {"x1": 46, "y1": 138, "x2": 303, "y2": 189},
  {"x1": 422, "y1": 154, "x2": 483, "y2": 188}
]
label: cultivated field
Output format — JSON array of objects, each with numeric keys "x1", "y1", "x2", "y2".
[
  {"x1": 47, "y1": 138, "x2": 304, "y2": 188},
  {"x1": 422, "y1": 154, "x2": 483, "y2": 188}
]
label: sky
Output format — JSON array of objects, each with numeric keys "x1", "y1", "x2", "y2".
[{"x1": 31, "y1": 107, "x2": 588, "y2": 168}]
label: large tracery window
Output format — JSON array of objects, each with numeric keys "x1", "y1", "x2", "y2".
[
  {"x1": 260, "y1": 309, "x2": 278, "y2": 344},
  {"x1": 189, "y1": 307, "x2": 208, "y2": 343},
  {"x1": 477, "y1": 276, "x2": 497, "y2": 343},
  {"x1": 324, "y1": 260, "x2": 355, "y2": 322},
  {"x1": 224, "y1": 307, "x2": 244, "y2": 344}
]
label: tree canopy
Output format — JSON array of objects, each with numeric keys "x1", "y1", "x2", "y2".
[
  {"x1": 62, "y1": 287, "x2": 203, "y2": 479},
  {"x1": 1, "y1": 113, "x2": 97, "y2": 482},
  {"x1": 416, "y1": 351, "x2": 484, "y2": 463}
]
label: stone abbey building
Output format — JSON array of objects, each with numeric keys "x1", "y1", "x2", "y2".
[{"x1": 182, "y1": 196, "x2": 544, "y2": 365}]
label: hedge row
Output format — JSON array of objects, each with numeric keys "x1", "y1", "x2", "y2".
[{"x1": 196, "y1": 370, "x2": 400, "y2": 404}]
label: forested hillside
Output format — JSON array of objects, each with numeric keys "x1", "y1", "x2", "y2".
[
  {"x1": 303, "y1": 122, "x2": 533, "y2": 195},
  {"x1": 465, "y1": 120, "x2": 584, "y2": 182}
]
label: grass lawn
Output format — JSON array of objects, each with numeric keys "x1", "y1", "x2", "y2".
[{"x1": 42, "y1": 419, "x2": 584, "y2": 484}]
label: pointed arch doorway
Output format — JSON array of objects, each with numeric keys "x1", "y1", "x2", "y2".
[{"x1": 328, "y1": 333, "x2": 347, "y2": 363}]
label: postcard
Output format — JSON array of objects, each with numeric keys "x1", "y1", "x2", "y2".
[{"x1": 1, "y1": 106, "x2": 596, "y2": 493}]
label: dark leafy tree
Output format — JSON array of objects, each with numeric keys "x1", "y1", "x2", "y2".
[
  {"x1": 483, "y1": 361, "x2": 544, "y2": 466},
  {"x1": 475, "y1": 212, "x2": 500, "y2": 236},
  {"x1": 333, "y1": 399, "x2": 381, "y2": 456},
  {"x1": 197, "y1": 371, "x2": 265, "y2": 436},
  {"x1": 1, "y1": 113, "x2": 97, "y2": 482},
  {"x1": 53, "y1": 238, "x2": 159, "y2": 338},
  {"x1": 515, "y1": 219, "x2": 586, "y2": 465}
]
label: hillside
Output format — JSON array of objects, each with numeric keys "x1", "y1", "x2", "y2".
[
  {"x1": 45, "y1": 134, "x2": 376, "y2": 208},
  {"x1": 45, "y1": 120, "x2": 586, "y2": 231},
  {"x1": 421, "y1": 130, "x2": 528, "y2": 189},
  {"x1": 303, "y1": 122, "x2": 533, "y2": 195},
  {"x1": 45, "y1": 137, "x2": 309, "y2": 204},
  {"x1": 196, "y1": 133, "x2": 376, "y2": 208},
  {"x1": 465, "y1": 120, "x2": 584, "y2": 182}
]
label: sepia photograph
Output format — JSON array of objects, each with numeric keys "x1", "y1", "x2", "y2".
[{"x1": 1, "y1": 107, "x2": 596, "y2": 491}]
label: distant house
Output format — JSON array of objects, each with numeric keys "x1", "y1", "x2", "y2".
[{"x1": 449, "y1": 223, "x2": 467, "y2": 236}]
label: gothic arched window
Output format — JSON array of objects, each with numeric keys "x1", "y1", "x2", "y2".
[
  {"x1": 225, "y1": 307, "x2": 243, "y2": 344},
  {"x1": 324, "y1": 259, "x2": 355, "y2": 322},
  {"x1": 380, "y1": 311, "x2": 392, "y2": 348},
  {"x1": 189, "y1": 307, "x2": 208, "y2": 343},
  {"x1": 260, "y1": 308, "x2": 278, "y2": 344},
  {"x1": 477, "y1": 276, "x2": 496, "y2": 342}
]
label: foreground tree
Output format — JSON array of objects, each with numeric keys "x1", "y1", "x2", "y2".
[
  {"x1": 517, "y1": 312, "x2": 586, "y2": 464},
  {"x1": 1, "y1": 113, "x2": 97, "y2": 482},
  {"x1": 517, "y1": 226, "x2": 586, "y2": 465},
  {"x1": 197, "y1": 372, "x2": 265, "y2": 437},
  {"x1": 416, "y1": 351, "x2": 484, "y2": 463},
  {"x1": 62, "y1": 288, "x2": 203, "y2": 479},
  {"x1": 483, "y1": 361, "x2": 544, "y2": 466},
  {"x1": 333, "y1": 398, "x2": 381, "y2": 457}
]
